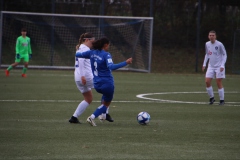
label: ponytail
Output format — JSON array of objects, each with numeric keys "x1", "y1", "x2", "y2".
[{"x1": 76, "y1": 33, "x2": 94, "y2": 50}]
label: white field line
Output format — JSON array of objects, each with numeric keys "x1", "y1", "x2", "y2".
[
  {"x1": 136, "y1": 91, "x2": 240, "y2": 106},
  {"x1": 0, "y1": 100, "x2": 161, "y2": 103},
  {"x1": 0, "y1": 92, "x2": 239, "y2": 106}
]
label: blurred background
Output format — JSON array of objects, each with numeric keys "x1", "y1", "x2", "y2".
[{"x1": 0, "y1": 0, "x2": 240, "y2": 74}]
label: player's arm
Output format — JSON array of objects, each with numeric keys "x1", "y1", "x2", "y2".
[
  {"x1": 77, "y1": 58, "x2": 86, "y2": 85},
  {"x1": 202, "y1": 44, "x2": 209, "y2": 72},
  {"x1": 28, "y1": 38, "x2": 32, "y2": 59},
  {"x1": 75, "y1": 50, "x2": 91, "y2": 59},
  {"x1": 220, "y1": 44, "x2": 227, "y2": 70},
  {"x1": 107, "y1": 53, "x2": 132, "y2": 70},
  {"x1": 15, "y1": 38, "x2": 20, "y2": 59}
]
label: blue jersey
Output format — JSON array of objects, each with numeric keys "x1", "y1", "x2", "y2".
[{"x1": 76, "y1": 49, "x2": 127, "y2": 85}]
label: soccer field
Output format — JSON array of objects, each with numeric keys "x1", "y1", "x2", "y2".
[{"x1": 0, "y1": 69, "x2": 240, "y2": 160}]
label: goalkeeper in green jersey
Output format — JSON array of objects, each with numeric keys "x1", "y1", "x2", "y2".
[{"x1": 5, "y1": 28, "x2": 32, "y2": 77}]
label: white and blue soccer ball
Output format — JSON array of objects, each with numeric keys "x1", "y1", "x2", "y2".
[{"x1": 137, "y1": 111, "x2": 150, "y2": 125}]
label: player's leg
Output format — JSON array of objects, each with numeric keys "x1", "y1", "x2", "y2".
[
  {"x1": 5, "y1": 55, "x2": 21, "y2": 76},
  {"x1": 205, "y1": 68, "x2": 215, "y2": 104},
  {"x1": 22, "y1": 55, "x2": 29, "y2": 77},
  {"x1": 216, "y1": 68, "x2": 225, "y2": 105},
  {"x1": 98, "y1": 97, "x2": 114, "y2": 122},
  {"x1": 87, "y1": 83, "x2": 114, "y2": 126},
  {"x1": 69, "y1": 81, "x2": 93, "y2": 124}
]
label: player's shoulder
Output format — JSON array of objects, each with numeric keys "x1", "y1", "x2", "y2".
[
  {"x1": 215, "y1": 40, "x2": 223, "y2": 46},
  {"x1": 79, "y1": 44, "x2": 90, "y2": 51},
  {"x1": 17, "y1": 36, "x2": 22, "y2": 40},
  {"x1": 205, "y1": 41, "x2": 211, "y2": 45},
  {"x1": 102, "y1": 50, "x2": 111, "y2": 56}
]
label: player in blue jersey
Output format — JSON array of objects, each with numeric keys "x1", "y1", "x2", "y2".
[{"x1": 75, "y1": 37, "x2": 132, "y2": 126}]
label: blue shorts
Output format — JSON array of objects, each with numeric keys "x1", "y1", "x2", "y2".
[{"x1": 94, "y1": 82, "x2": 114, "y2": 102}]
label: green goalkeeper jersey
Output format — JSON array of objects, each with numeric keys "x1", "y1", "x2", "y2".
[{"x1": 16, "y1": 36, "x2": 32, "y2": 55}]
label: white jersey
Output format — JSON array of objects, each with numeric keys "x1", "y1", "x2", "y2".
[
  {"x1": 203, "y1": 40, "x2": 227, "y2": 69},
  {"x1": 74, "y1": 44, "x2": 93, "y2": 82}
]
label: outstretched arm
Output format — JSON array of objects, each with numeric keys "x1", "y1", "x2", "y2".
[
  {"x1": 75, "y1": 50, "x2": 91, "y2": 59},
  {"x1": 108, "y1": 58, "x2": 132, "y2": 70}
]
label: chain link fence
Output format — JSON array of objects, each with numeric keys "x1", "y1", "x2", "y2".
[{"x1": 1, "y1": 0, "x2": 240, "y2": 73}]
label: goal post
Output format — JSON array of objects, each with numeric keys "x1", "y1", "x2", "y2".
[{"x1": 0, "y1": 11, "x2": 153, "y2": 72}]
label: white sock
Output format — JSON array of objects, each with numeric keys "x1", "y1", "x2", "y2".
[
  {"x1": 73, "y1": 100, "x2": 89, "y2": 118},
  {"x1": 106, "y1": 107, "x2": 109, "y2": 114},
  {"x1": 206, "y1": 86, "x2": 214, "y2": 98},
  {"x1": 218, "y1": 88, "x2": 224, "y2": 100},
  {"x1": 90, "y1": 114, "x2": 95, "y2": 119}
]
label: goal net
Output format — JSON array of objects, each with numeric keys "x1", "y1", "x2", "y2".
[
  {"x1": 0, "y1": 11, "x2": 153, "y2": 72},
  {"x1": 232, "y1": 29, "x2": 240, "y2": 74}
]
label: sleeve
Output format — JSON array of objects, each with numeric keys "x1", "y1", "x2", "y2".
[
  {"x1": 28, "y1": 38, "x2": 32, "y2": 54},
  {"x1": 15, "y1": 38, "x2": 20, "y2": 54},
  {"x1": 77, "y1": 58, "x2": 86, "y2": 77},
  {"x1": 108, "y1": 61, "x2": 127, "y2": 70},
  {"x1": 105, "y1": 53, "x2": 127, "y2": 70},
  {"x1": 220, "y1": 44, "x2": 227, "y2": 68},
  {"x1": 203, "y1": 44, "x2": 209, "y2": 67},
  {"x1": 75, "y1": 50, "x2": 91, "y2": 58}
]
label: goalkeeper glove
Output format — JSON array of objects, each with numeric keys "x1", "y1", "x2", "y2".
[
  {"x1": 29, "y1": 54, "x2": 32, "y2": 59},
  {"x1": 16, "y1": 54, "x2": 20, "y2": 59}
]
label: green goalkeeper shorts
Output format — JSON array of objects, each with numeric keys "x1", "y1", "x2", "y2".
[{"x1": 15, "y1": 54, "x2": 29, "y2": 63}]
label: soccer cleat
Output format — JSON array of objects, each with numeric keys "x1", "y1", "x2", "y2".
[
  {"x1": 69, "y1": 116, "x2": 81, "y2": 124},
  {"x1": 22, "y1": 74, "x2": 27, "y2": 78},
  {"x1": 106, "y1": 114, "x2": 114, "y2": 122},
  {"x1": 209, "y1": 97, "x2": 215, "y2": 105},
  {"x1": 86, "y1": 116, "x2": 97, "y2": 126},
  {"x1": 5, "y1": 70, "x2": 9, "y2": 77},
  {"x1": 219, "y1": 100, "x2": 225, "y2": 105}
]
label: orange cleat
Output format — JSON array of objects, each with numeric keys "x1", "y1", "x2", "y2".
[
  {"x1": 5, "y1": 70, "x2": 9, "y2": 77},
  {"x1": 21, "y1": 74, "x2": 27, "y2": 78}
]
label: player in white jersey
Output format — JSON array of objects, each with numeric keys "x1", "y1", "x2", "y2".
[
  {"x1": 202, "y1": 30, "x2": 227, "y2": 105},
  {"x1": 68, "y1": 33, "x2": 95, "y2": 123}
]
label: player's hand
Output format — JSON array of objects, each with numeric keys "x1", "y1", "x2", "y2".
[
  {"x1": 202, "y1": 66, "x2": 205, "y2": 72},
  {"x1": 16, "y1": 54, "x2": 20, "y2": 59},
  {"x1": 220, "y1": 67, "x2": 224, "y2": 72},
  {"x1": 29, "y1": 54, "x2": 32, "y2": 59},
  {"x1": 81, "y1": 76, "x2": 86, "y2": 85},
  {"x1": 126, "y1": 58, "x2": 132, "y2": 64}
]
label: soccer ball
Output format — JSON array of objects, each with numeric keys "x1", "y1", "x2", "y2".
[{"x1": 137, "y1": 111, "x2": 150, "y2": 125}]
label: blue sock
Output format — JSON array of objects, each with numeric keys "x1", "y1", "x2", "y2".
[{"x1": 93, "y1": 105, "x2": 107, "y2": 118}]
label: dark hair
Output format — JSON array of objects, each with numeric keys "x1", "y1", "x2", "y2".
[
  {"x1": 78, "y1": 33, "x2": 94, "y2": 44},
  {"x1": 21, "y1": 28, "x2": 27, "y2": 32},
  {"x1": 209, "y1": 30, "x2": 216, "y2": 35},
  {"x1": 92, "y1": 37, "x2": 110, "y2": 50},
  {"x1": 76, "y1": 33, "x2": 94, "y2": 50}
]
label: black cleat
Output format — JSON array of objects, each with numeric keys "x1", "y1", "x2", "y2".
[
  {"x1": 69, "y1": 116, "x2": 81, "y2": 124},
  {"x1": 219, "y1": 100, "x2": 225, "y2": 105},
  {"x1": 106, "y1": 114, "x2": 114, "y2": 122},
  {"x1": 209, "y1": 97, "x2": 215, "y2": 105}
]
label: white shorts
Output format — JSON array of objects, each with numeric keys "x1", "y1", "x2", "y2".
[
  {"x1": 205, "y1": 67, "x2": 225, "y2": 79},
  {"x1": 75, "y1": 80, "x2": 94, "y2": 93}
]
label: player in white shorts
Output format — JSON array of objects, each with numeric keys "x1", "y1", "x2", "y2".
[
  {"x1": 202, "y1": 30, "x2": 227, "y2": 105},
  {"x1": 68, "y1": 33, "x2": 95, "y2": 123}
]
